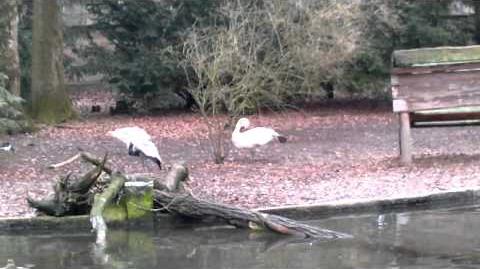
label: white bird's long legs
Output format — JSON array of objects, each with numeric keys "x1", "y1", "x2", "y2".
[
  {"x1": 249, "y1": 149, "x2": 256, "y2": 162},
  {"x1": 141, "y1": 156, "x2": 147, "y2": 171}
]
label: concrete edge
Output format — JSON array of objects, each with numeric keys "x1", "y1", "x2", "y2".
[
  {"x1": 256, "y1": 187, "x2": 480, "y2": 219},
  {"x1": 0, "y1": 213, "x2": 178, "y2": 233},
  {"x1": 2, "y1": 187, "x2": 480, "y2": 231},
  {"x1": 0, "y1": 215, "x2": 91, "y2": 233}
]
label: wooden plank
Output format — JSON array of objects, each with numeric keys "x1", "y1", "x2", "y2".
[
  {"x1": 411, "y1": 107, "x2": 480, "y2": 126},
  {"x1": 412, "y1": 111, "x2": 480, "y2": 122},
  {"x1": 392, "y1": 99, "x2": 408, "y2": 112},
  {"x1": 392, "y1": 69, "x2": 480, "y2": 111},
  {"x1": 412, "y1": 120, "x2": 480, "y2": 128},
  {"x1": 399, "y1": 112, "x2": 412, "y2": 165},
  {"x1": 392, "y1": 62, "x2": 480, "y2": 75},
  {"x1": 393, "y1": 45, "x2": 480, "y2": 67},
  {"x1": 413, "y1": 106, "x2": 480, "y2": 115}
]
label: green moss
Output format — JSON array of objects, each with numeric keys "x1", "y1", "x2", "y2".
[
  {"x1": 101, "y1": 186, "x2": 153, "y2": 223},
  {"x1": 0, "y1": 118, "x2": 32, "y2": 134},
  {"x1": 393, "y1": 45, "x2": 480, "y2": 67},
  {"x1": 125, "y1": 188, "x2": 153, "y2": 220},
  {"x1": 103, "y1": 199, "x2": 128, "y2": 223},
  {"x1": 0, "y1": 83, "x2": 33, "y2": 134}
]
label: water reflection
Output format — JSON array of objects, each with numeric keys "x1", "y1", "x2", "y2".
[
  {"x1": 0, "y1": 259, "x2": 34, "y2": 269},
  {"x1": 2, "y1": 205, "x2": 480, "y2": 268}
]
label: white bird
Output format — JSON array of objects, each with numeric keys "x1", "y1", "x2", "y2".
[
  {"x1": 108, "y1": 126, "x2": 162, "y2": 170},
  {"x1": 231, "y1": 117, "x2": 287, "y2": 160},
  {"x1": 0, "y1": 142, "x2": 14, "y2": 152}
]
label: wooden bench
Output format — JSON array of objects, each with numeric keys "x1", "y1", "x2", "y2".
[{"x1": 391, "y1": 45, "x2": 480, "y2": 165}]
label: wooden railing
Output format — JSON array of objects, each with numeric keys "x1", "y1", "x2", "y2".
[{"x1": 391, "y1": 45, "x2": 480, "y2": 165}]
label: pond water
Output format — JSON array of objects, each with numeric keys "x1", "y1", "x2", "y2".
[{"x1": 2, "y1": 205, "x2": 480, "y2": 269}]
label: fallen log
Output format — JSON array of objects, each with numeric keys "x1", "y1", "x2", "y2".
[
  {"x1": 47, "y1": 152, "x2": 113, "y2": 172},
  {"x1": 80, "y1": 152, "x2": 113, "y2": 174},
  {"x1": 27, "y1": 166, "x2": 104, "y2": 216},
  {"x1": 154, "y1": 162, "x2": 188, "y2": 191},
  {"x1": 28, "y1": 154, "x2": 108, "y2": 216},
  {"x1": 153, "y1": 190, "x2": 348, "y2": 239},
  {"x1": 48, "y1": 153, "x2": 81, "y2": 169},
  {"x1": 31, "y1": 152, "x2": 350, "y2": 240},
  {"x1": 153, "y1": 165, "x2": 348, "y2": 239}
]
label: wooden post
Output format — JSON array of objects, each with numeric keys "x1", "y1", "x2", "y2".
[{"x1": 399, "y1": 112, "x2": 412, "y2": 165}]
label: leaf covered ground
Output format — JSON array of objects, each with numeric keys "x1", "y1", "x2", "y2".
[{"x1": 1, "y1": 102, "x2": 480, "y2": 218}]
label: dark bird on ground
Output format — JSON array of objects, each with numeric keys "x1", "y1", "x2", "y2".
[
  {"x1": 108, "y1": 126, "x2": 162, "y2": 170},
  {"x1": 0, "y1": 142, "x2": 14, "y2": 152}
]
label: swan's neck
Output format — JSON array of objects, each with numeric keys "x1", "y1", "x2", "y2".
[{"x1": 233, "y1": 124, "x2": 244, "y2": 134}]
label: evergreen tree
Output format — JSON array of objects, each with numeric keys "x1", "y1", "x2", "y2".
[
  {"x1": 81, "y1": 0, "x2": 219, "y2": 110},
  {"x1": 0, "y1": 0, "x2": 21, "y2": 96}
]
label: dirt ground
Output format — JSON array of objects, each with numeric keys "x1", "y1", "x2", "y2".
[{"x1": 2, "y1": 101, "x2": 480, "y2": 218}]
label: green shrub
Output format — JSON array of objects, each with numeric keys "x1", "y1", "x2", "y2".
[
  {"x1": 342, "y1": 0, "x2": 476, "y2": 98},
  {"x1": 0, "y1": 72, "x2": 31, "y2": 134}
]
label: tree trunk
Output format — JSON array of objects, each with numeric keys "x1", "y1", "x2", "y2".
[
  {"x1": 474, "y1": 1, "x2": 480, "y2": 44},
  {"x1": 30, "y1": 0, "x2": 74, "y2": 123},
  {"x1": 0, "y1": 0, "x2": 21, "y2": 96}
]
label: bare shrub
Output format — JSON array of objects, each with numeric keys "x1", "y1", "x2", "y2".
[{"x1": 182, "y1": 0, "x2": 368, "y2": 163}]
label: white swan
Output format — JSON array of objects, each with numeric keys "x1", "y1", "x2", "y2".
[
  {"x1": 231, "y1": 118, "x2": 287, "y2": 160},
  {"x1": 108, "y1": 126, "x2": 162, "y2": 170}
]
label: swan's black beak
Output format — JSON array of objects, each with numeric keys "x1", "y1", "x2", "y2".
[
  {"x1": 155, "y1": 159, "x2": 162, "y2": 170},
  {"x1": 223, "y1": 122, "x2": 231, "y2": 130}
]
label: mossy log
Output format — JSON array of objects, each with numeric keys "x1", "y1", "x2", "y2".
[{"x1": 90, "y1": 172, "x2": 125, "y2": 245}]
